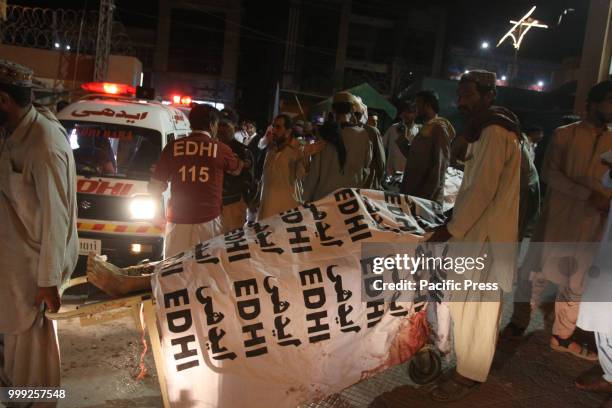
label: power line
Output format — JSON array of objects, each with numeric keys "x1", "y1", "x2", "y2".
[
  {"x1": 114, "y1": 6, "x2": 338, "y2": 58},
  {"x1": 182, "y1": 5, "x2": 338, "y2": 56}
]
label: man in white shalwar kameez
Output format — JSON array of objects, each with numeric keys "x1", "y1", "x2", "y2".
[
  {"x1": 574, "y1": 165, "x2": 612, "y2": 393},
  {"x1": 382, "y1": 101, "x2": 419, "y2": 176},
  {"x1": 427, "y1": 70, "x2": 521, "y2": 402},
  {"x1": 0, "y1": 60, "x2": 78, "y2": 402}
]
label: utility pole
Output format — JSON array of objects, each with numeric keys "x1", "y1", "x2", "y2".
[
  {"x1": 282, "y1": 0, "x2": 301, "y2": 89},
  {"x1": 574, "y1": 0, "x2": 612, "y2": 115},
  {"x1": 333, "y1": 0, "x2": 351, "y2": 92},
  {"x1": 94, "y1": 0, "x2": 114, "y2": 81}
]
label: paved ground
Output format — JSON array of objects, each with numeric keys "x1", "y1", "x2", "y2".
[{"x1": 17, "y1": 295, "x2": 609, "y2": 408}]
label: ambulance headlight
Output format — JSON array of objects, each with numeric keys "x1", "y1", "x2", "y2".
[{"x1": 129, "y1": 196, "x2": 156, "y2": 220}]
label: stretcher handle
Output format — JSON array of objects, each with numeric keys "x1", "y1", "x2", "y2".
[{"x1": 46, "y1": 272, "x2": 153, "y2": 322}]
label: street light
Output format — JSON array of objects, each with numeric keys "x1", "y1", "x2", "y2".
[
  {"x1": 65, "y1": 45, "x2": 71, "y2": 51},
  {"x1": 481, "y1": 41, "x2": 490, "y2": 49},
  {"x1": 54, "y1": 42, "x2": 60, "y2": 49},
  {"x1": 537, "y1": 80, "x2": 544, "y2": 87},
  {"x1": 501, "y1": 75, "x2": 507, "y2": 81}
]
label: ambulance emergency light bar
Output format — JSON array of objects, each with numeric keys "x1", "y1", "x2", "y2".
[
  {"x1": 81, "y1": 82, "x2": 136, "y2": 96},
  {"x1": 172, "y1": 95, "x2": 192, "y2": 105},
  {"x1": 162, "y1": 96, "x2": 225, "y2": 110}
]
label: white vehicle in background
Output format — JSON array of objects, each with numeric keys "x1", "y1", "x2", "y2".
[{"x1": 56, "y1": 82, "x2": 190, "y2": 278}]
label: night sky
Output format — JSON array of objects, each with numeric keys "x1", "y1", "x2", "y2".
[
  {"x1": 8, "y1": 0, "x2": 590, "y2": 63},
  {"x1": 443, "y1": 0, "x2": 588, "y2": 61}
]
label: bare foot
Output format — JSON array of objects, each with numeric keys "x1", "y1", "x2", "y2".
[{"x1": 86, "y1": 254, "x2": 131, "y2": 297}]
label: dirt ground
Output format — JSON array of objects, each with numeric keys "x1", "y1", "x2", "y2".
[
  {"x1": 56, "y1": 313, "x2": 162, "y2": 408},
  {"x1": 6, "y1": 295, "x2": 606, "y2": 408}
]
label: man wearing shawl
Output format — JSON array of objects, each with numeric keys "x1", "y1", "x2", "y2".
[
  {"x1": 0, "y1": 59, "x2": 78, "y2": 396},
  {"x1": 427, "y1": 70, "x2": 521, "y2": 402},
  {"x1": 398, "y1": 90, "x2": 455, "y2": 204}
]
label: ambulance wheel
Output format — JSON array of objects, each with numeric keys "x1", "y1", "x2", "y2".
[{"x1": 408, "y1": 348, "x2": 442, "y2": 385}]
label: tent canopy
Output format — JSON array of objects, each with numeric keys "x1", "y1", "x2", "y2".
[{"x1": 313, "y1": 82, "x2": 397, "y2": 120}]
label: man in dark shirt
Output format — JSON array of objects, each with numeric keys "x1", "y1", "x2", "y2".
[
  {"x1": 218, "y1": 109, "x2": 254, "y2": 232},
  {"x1": 399, "y1": 91, "x2": 454, "y2": 204},
  {"x1": 149, "y1": 104, "x2": 242, "y2": 257}
]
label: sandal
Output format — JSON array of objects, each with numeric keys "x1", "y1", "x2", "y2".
[
  {"x1": 551, "y1": 334, "x2": 598, "y2": 361},
  {"x1": 430, "y1": 373, "x2": 480, "y2": 402}
]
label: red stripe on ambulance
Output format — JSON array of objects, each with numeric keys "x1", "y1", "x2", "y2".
[
  {"x1": 77, "y1": 179, "x2": 134, "y2": 196},
  {"x1": 115, "y1": 225, "x2": 128, "y2": 233}
]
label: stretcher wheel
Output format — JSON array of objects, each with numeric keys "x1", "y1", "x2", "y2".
[{"x1": 407, "y1": 347, "x2": 442, "y2": 385}]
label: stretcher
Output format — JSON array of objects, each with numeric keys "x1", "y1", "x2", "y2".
[
  {"x1": 45, "y1": 275, "x2": 443, "y2": 408},
  {"x1": 45, "y1": 275, "x2": 173, "y2": 408}
]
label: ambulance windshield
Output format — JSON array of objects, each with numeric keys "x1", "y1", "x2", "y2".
[{"x1": 61, "y1": 121, "x2": 162, "y2": 180}]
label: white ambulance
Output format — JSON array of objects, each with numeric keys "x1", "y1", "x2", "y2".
[{"x1": 56, "y1": 82, "x2": 190, "y2": 275}]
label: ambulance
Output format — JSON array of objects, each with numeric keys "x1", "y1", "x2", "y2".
[{"x1": 56, "y1": 82, "x2": 191, "y2": 275}]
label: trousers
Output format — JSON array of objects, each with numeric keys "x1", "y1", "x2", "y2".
[
  {"x1": 449, "y1": 290, "x2": 502, "y2": 382},
  {"x1": 164, "y1": 217, "x2": 223, "y2": 258},
  {"x1": 0, "y1": 312, "x2": 60, "y2": 407}
]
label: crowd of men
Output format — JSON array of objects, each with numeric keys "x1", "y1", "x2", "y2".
[{"x1": 1, "y1": 54, "x2": 612, "y2": 405}]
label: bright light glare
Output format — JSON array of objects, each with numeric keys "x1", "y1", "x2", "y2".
[
  {"x1": 66, "y1": 45, "x2": 71, "y2": 50},
  {"x1": 481, "y1": 41, "x2": 489, "y2": 49},
  {"x1": 537, "y1": 81, "x2": 544, "y2": 87},
  {"x1": 69, "y1": 129, "x2": 79, "y2": 149},
  {"x1": 129, "y1": 197, "x2": 156, "y2": 220},
  {"x1": 130, "y1": 244, "x2": 142, "y2": 254},
  {"x1": 464, "y1": 70, "x2": 469, "y2": 74},
  {"x1": 501, "y1": 75, "x2": 507, "y2": 81},
  {"x1": 103, "y1": 83, "x2": 119, "y2": 94},
  {"x1": 54, "y1": 42, "x2": 60, "y2": 48}
]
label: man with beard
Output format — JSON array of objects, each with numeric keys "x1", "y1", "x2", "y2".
[
  {"x1": 503, "y1": 81, "x2": 612, "y2": 360},
  {"x1": 427, "y1": 70, "x2": 521, "y2": 402},
  {"x1": 0, "y1": 60, "x2": 78, "y2": 395},
  {"x1": 256, "y1": 114, "x2": 322, "y2": 220},
  {"x1": 398, "y1": 90, "x2": 454, "y2": 204}
]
